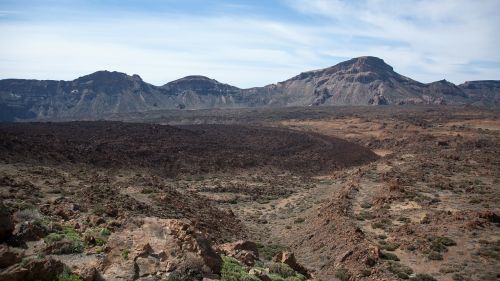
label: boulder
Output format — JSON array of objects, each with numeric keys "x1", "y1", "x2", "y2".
[
  {"x1": 479, "y1": 210, "x2": 500, "y2": 224},
  {"x1": 136, "y1": 256, "x2": 160, "y2": 277},
  {"x1": 0, "y1": 202, "x2": 14, "y2": 241},
  {"x1": 13, "y1": 221, "x2": 48, "y2": 241},
  {"x1": 194, "y1": 233, "x2": 223, "y2": 274},
  {"x1": 273, "y1": 251, "x2": 310, "y2": 278},
  {"x1": 235, "y1": 250, "x2": 258, "y2": 266},
  {"x1": 0, "y1": 257, "x2": 64, "y2": 281},
  {"x1": 72, "y1": 263, "x2": 98, "y2": 281},
  {"x1": 216, "y1": 240, "x2": 259, "y2": 266},
  {"x1": 101, "y1": 217, "x2": 222, "y2": 280}
]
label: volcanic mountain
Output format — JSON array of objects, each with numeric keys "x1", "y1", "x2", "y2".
[{"x1": 0, "y1": 56, "x2": 498, "y2": 121}]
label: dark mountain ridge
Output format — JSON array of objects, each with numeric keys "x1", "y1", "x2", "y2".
[{"x1": 0, "y1": 56, "x2": 498, "y2": 121}]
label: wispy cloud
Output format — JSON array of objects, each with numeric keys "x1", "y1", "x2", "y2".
[{"x1": 0, "y1": 0, "x2": 498, "y2": 87}]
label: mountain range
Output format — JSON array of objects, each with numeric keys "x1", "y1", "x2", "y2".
[{"x1": 0, "y1": 56, "x2": 498, "y2": 121}]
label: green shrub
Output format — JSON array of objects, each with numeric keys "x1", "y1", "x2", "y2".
[
  {"x1": 44, "y1": 233, "x2": 64, "y2": 243},
  {"x1": 398, "y1": 217, "x2": 411, "y2": 223},
  {"x1": 356, "y1": 211, "x2": 374, "y2": 221},
  {"x1": 121, "y1": 249, "x2": 130, "y2": 260},
  {"x1": 360, "y1": 202, "x2": 372, "y2": 209},
  {"x1": 380, "y1": 251, "x2": 399, "y2": 261},
  {"x1": 62, "y1": 226, "x2": 81, "y2": 242},
  {"x1": 475, "y1": 240, "x2": 500, "y2": 259},
  {"x1": 434, "y1": 236, "x2": 456, "y2": 247},
  {"x1": 100, "y1": 228, "x2": 111, "y2": 236},
  {"x1": 269, "y1": 275, "x2": 285, "y2": 281},
  {"x1": 427, "y1": 251, "x2": 443, "y2": 260},
  {"x1": 293, "y1": 218, "x2": 305, "y2": 224},
  {"x1": 410, "y1": 273, "x2": 437, "y2": 281},
  {"x1": 55, "y1": 273, "x2": 83, "y2": 281},
  {"x1": 387, "y1": 261, "x2": 413, "y2": 279},
  {"x1": 44, "y1": 226, "x2": 84, "y2": 254},
  {"x1": 334, "y1": 268, "x2": 351, "y2": 281},
  {"x1": 257, "y1": 244, "x2": 286, "y2": 261},
  {"x1": 372, "y1": 218, "x2": 392, "y2": 229},
  {"x1": 361, "y1": 269, "x2": 372, "y2": 277},
  {"x1": 378, "y1": 240, "x2": 400, "y2": 251},
  {"x1": 221, "y1": 256, "x2": 260, "y2": 281}
]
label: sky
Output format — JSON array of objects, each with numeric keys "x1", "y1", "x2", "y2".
[{"x1": 0, "y1": 0, "x2": 499, "y2": 88}]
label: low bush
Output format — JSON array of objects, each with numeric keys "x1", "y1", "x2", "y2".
[
  {"x1": 378, "y1": 240, "x2": 400, "y2": 251},
  {"x1": 380, "y1": 251, "x2": 399, "y2": 261},
  {"x1": 387, "y1": 261, "x2": 413, "y2": 279},
  {"x1": 257, "y1": 244, "x2": 286, "y2": 261},
  {"x1": 334, "y1": 268, "x2": 351, "y2": 281},
  {"x1": 410, "y1": 273, "x2": 437, "y2": 281},
  {"x1": 221, "y1": 256, "x2": 260, "y2": 281}
]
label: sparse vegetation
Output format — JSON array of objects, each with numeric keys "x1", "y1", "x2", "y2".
[
  {"x1": 380, "y1": 251, "x2": 400, "y2": 261},
  {"x1": 257, "y1": 244, "x2": 287, "y2": 261},
  {"x1": 334, "y1": 268, "x2": 352, "y2": 281},
  {"x1": 410, "y1": 273, "x2": 438, "y2": 281},
  {"x1": 221, "y1": 256, "x2": 260, "y2": 281},
  {"x1": 378, "y1": 240, "x2": 400, "y2": 251},
  {"x1": 474, "y1": 240, "x2": 500, "y2": 260},
  {"x1": 293, "y1": 217, "x2": 305, "y2": 224},
  {"x1": 121, "y1": 249, "x2": 130, "y2": 260},
  {"x1": 269, "y1": 262, "x2": 296, "y2": 278},
  {"x1": 44, "y1": 226, "x2": 84, "y2": 254},
  {"x1": 387, "y1": 261, "x2": 413, "y2": 279}
]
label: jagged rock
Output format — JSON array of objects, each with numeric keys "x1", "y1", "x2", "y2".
[
  {"x1": 479, "y1": 211, "x2": 500, "y2": 224},
  {"x1": 0, "y1": 245, "x2": 22, "y2": 268},
  {"x1": 136, "y1": 256, "x2": 160, "y2": 277},
  {"x1": 217, "y1": 240, "x2": 258, "y2": 257},
  {"x1": 100, "y1": 217, "x2": 222, "y2": 281},
  {"x1": 235, "y1": 250, "x2": 258, "y2": 266},
  {"x1": 273, "y1": 251, "x2": 310, "y2": 278},
  {"x1": 72, "y1": 263, "x2": 98, "y2": 281},
  {"x1": 13, "y1": 221, "x2": 48, "y2": 241},
  {"x1": 0, "y1": 257, "x2": 64, "y2": 281},
  {"x1": 217, "y1": 240, "x2": 259, "y2": 266},
  {"x1": 87, "y1": 215, "x2": 106, "y2": 226},
  {"x1": 0, "y1": 202, "x2": 14, "y2": 241},
  {"x1": 216, "y1": 240, "x2": 259, "y2": 265}
]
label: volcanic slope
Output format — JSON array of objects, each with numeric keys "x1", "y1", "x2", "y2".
[{"x1": 0, "y1": 122, "x2": 378, "y2": 176}]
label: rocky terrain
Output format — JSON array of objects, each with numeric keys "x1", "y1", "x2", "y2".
[
  {"x1": 1, "y1": 57, "x2": 499, "y2": 121},
  {"x1": 0, "y1": 105, "x2": 498, "y2": 281}
]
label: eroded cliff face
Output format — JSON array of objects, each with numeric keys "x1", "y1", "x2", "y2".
[
  {"x1": 0, "y1": 57, "x2": 498, "y2": 121},
  {"x1": 459, "y1": 80, "x2": 500, "y2": 107}
]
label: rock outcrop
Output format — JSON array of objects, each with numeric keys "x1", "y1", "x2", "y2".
[
  {"x1": 0, "y1": 257, "x2": 65, "y2": 281},
  {"x1": 100, "y1": 217, "x2": 222, "y2": 280},
  {"x1": 0, "y1": 202, "x2": 14, "y2": 241}
]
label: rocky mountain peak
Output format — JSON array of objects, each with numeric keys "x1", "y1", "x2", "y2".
[
  {"x1": 166, "y1": 75, "x2": 222, "y2": 86},
  {"x1": 75, "y1": 70, "x2": 137, "y2": 83},
  {"x1": 162, "y1": 75, "x2": 240, "y2": 95},
  {"x1": 336, "y1": 56, "x2": 394, "y2": 73}
]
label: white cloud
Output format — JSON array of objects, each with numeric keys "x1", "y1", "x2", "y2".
[
  {"x1": 286, "y1": 0, "x2": 500, "y2": 82},
  {"x1": 0, "y1": 1, "x2": 498, "y2": 87}
]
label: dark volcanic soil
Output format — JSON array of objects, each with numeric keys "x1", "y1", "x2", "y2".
[{"x1": 0, "y1": 122, "x2": 378, "y2": 177}]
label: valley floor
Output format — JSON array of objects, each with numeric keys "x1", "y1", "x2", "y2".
[{"x1": 0, "y1": 106, "x2": 498, "y2": 281}]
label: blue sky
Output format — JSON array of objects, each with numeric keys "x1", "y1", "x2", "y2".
[{"x1": 0, "y1": 0, "x2": 499, "y2": 87}]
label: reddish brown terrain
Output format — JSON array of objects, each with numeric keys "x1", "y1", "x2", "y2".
[{"x1": 0, "y1": 105, "x2": 499, "y2": 281}]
